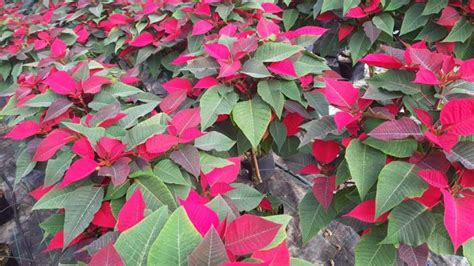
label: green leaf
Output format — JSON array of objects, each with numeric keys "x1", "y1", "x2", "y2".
[
  {"x1": 225, "y1": 184, "x2": 264, "y2": 212},
  {"x1": 343, "y1": 0, "x2": 360, "y2": 15},
  {"x1": 354, "y1": 227, "x2": 397, "y2": 266},
  {"x1": 135, "y1": 175, "x2": 177, "y2": 211},
  {"x1": 349, "y1": 31, "x2": 372, "y2": 64},
  {"x1": 422, "y1": 0, "x2": 448, "y2": 15},
  {"x1": 153, "y1": 159, "x2": 188, "y2": 185},
  {"x1": 32, "y1": 185, "x2": 76, "y2": 210},
  {"x1": 321, "y1": 0, "x2": 342, "y2": 13},
  {"x1": 300, "y1": 116, "x2": 339, "y2": 147},
  {"x1": 445, "y1": 142, "x2": 474, "y2": 170},
  {"x1": 463, "y1": 239, "x2": 474, "y2": 265},
  {"x1": 280, "y1": 80, "x2": 305, "y2": 105},
  {"x1": 15, "y1": 148, "x2": 36, "y2": 185},
  {"x1": 415, "y1": 22, "x2": 448, "y2": 42},
  {"x1": 443, "y1": 17, "x2": 474, "y2": 43},
  {"x1": 367, "y1": 70, "x2": 423, "y2": 95},
  {"x1": 375, "y1": 161, "x2": 427, "y2": 218},
  {"x1": 400, "y1": 4, "x2": 429, "y2": 35},
  {"x1": 241, "y1": 59, "x2": 272, "y2": 78},
  {"x1": 269, "y1": 121, "x2": 287, "y2": 152},
  {"x1": 364, "y1": 138, "x2": 417, "y2": 158},
  {"x1": 257, "y1": 80, "x2": 285, "y2": 119},
  {"x1": 283, "y1": 9, "x2": 299, "y2": 31},
  {"x1": 200, "y1": 85, "x2": 239, "y2": 130},
  {"x1": 232, "y1": 97, "x2": 272, "y2": 148},
  {"x1": 384, "y1": 0, "x2": 409, "y2": 11},
  {"x1": 216, "y1": 4, "x2": 234, "y2": 21},
  {"x1": 148, "y1": 207, "x2": 202, "y2": 266},
  {"x1": 63, "y1": 186, "x2": 103, "y2": 247},
  {"x1": 263, "y1": 215, "x2": 292, "y2": 249},
  {"x1": 45, "y1": 151, "x2": 74, "y2": 186},
  {"x1": 118, "y1": 102, "x2": 159, "y2": 129},
  {"x1": 346, "y1": 139, "x2": 386, "y2": 200},
  {"x1": 299, "y1": 191, "x2": 336, "y2": 244},
  {"x1": 115, "y1": 206, "x2": 169, "y2": 266},
  {"x1": 194, "y1": 131, "x2": 236, "y2": 152},
  {"x1": 254, "y1": 42, "x2": 304, "y2": 62},
  {"x1": 290, "y1": 258, "x2": 315, "y2": 266},
  {"x1": 427, "y1": 216, "x2": 454, "y2": 255},
  {"x1": 24, "y1": 90, "x2": 62, "y2": 107},
  {"x1": 206, "y1": 195, "x2": 238, "y2": 222},
  {"x1": 294, "y1": 52, "x2": 328, "y2": 76},
  {"x1": 39, "y1": 214, "x2": 64, "y2": 236},
  {"x1": 200, "y1": 152, "x2": 233, "y2": 174},
  {"x1": 123, "y1": 113, "x2": 168, "y2": 151},
  {"x1": 372, "y1": 14, "x2": 394, "y2": 36},
  {"x1": 62, "y1": 122, "x2": 105, "y2": 145},
  {"x1": 109, "y1": 82, "x2": 144, "y2": 97},
  {"x1": 381, "y1": 201, "x2": 435, "y2": 246}
]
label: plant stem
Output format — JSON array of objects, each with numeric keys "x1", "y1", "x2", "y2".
[{"x1": 250, "y1": 149, "x2": 262, "y2": 184}]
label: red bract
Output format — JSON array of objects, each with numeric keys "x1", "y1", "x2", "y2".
[
  {"x1": 344, "y1": 200, "x2": 389, "y2": 223},
  {"x1": 117, "y1": 189, "x2": 145, "y2": 232},
  {"x1": 224, "y1": 215, "x2": 281, "y2": 255}
]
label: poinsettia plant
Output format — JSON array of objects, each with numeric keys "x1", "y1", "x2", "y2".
[{"x1": 1, "y1": 0, "x2": 474, "y2": 265}]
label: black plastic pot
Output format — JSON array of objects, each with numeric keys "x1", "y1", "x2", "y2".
[
  {"x1": 0, "y1": 190, "x2": 13, "y2": 226},
  {"x1": 241, "y1": 153, "x2": 276, "y2": 182}
]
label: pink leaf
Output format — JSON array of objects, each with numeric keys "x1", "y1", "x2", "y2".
[
  {"x1": 203, "y1": 157, "x2": 240, "y2": 187},
  {"x1": 218, "y1": 60, "x2": 241, "y2": 78},
  {"x1": 437, "y1": 6, "x2": 460, "y2": 27},
  {"x1": 204, "y1": 43, "x2": 231, "y2": 60},
  {"x1": 96, "y1": 137, "x2": 126, "y2": 161},
  {"x1": 224, "y1": 214, "x2": 281, "y2": 255},
  {"x1": 425, "y1": 131, "x2": 459, "y2": 152},
  {"x1": 368, "y1": 117, "x2": 423, "y2": 140},
  {"x1": 261, "y1": 3, "x2": 283, "y2": 13},
  {"x1": 282, "y1": 112, "x2": 305, "y2": 136},
  {"x1": 129, "y1": 32, "x2": 154, "y2": 47},
  {"x1": 145, "y1": 134, "x2": 179, "y2": 154},
  {"x1": 60, "y1": 158, "x2": 98, "y2": 187},
  {"x1": 417, "y1": 169, "x2": 448, "y2": 188},
  {"x1": 459, "y1": 59, "x2": 474, "y2": 82},
  {"x1": 413, "y1": 68, "x2": 441, "y2": 85},
  {"x1": 89, "y1": 243, "x2": 124, "y2": 266},
  {"x1": 91, "y1": 202, "x2": 117, "y2": 228},
  {"x1": 338, "y1": 25, "x2": 355, "y2": 41},
  {"x1": 194, "y1": 76, "x2": 219, "y2": 89},
  {"x1": 180, "y1": 200, "x2": 219, "y2": 236},
  {"x1": 440, "y1": 98, "x2": 474, "y2": 136},
  {"x1": 412, "y1": 185, "x2": 442, "y2": 209},
  {"x1": 359, "y1": 54, "x2": 403, "y2": 69},
  {"x1": 108, "y1": 13, "x2": 129, "y2": 25},
  {"x1": 252, "y1": 241, "x2": 290, "y2": 265},
  {"x1": 293, "y1": 26, "x2": 328, "y2": 37},
  {"x1": 50, "y1": 38, "x2": 66, "y2": 59},
  {"x1": 256, "y1": 17, "x2": 280, "y2": 38},
  {"x1": 343, "y1": 199, "x2": 389, "y2": 223},
  {"x1": 5, "y1": 120, "x2": 41, "y2": 140},
  {"x1": 82, "y1": 75, "x2": 111, "y2": 94},
  {"x1": 441, "y1": 189, "x2": 474, "y2": 251},
  {"x1": 71, "y1": 137, "x2": 95, "y2": 159},
  {"x1": 323, "y1": 78, "x2": 359, "y2": 109},
  {"x1": 29, "y1": 184, "x2": 54, "y2": 200},
  {"x1": 44, "y1": 98, "x2": 73, "y2": 122},
  {"x1": 162, "y1": 77, "x2": 192, "y2": 94},
  {"x1": 192, "y1": 20, "x2": 214, "y2": 35},
  {"x1": 117, "y1": 189, "x2": 145, "y2": 232},
  {"x1": 159, "y1": 90, "x2": 187, "y2": 114},
  {"x1": 334, "y1": 112, "x2": 359, "y2": 132},
  {"x1": 33, "y1": 129, "x2": 73, "y2": 161},
  {"x1": 312, "y1": 140, "x2": 340, "y2": 164},
  {"x1": 178, "y1": 128, "x2": 204, "y2": 143},
  {"x1": 312, "y1": 176, "x2": 336, "y2": 209},
  {"x1": 44, "y1": 71, "x2": 77, "y2": 95},
  {"x1": 267, "y1": 59, "x2": 298, "y2": 77},
  {"x1": 169, "y1": 108, "x2": 201, "y2": 136},
  {"x1": 414, "y1": 108, "x2": 433, "y2": 127}
]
